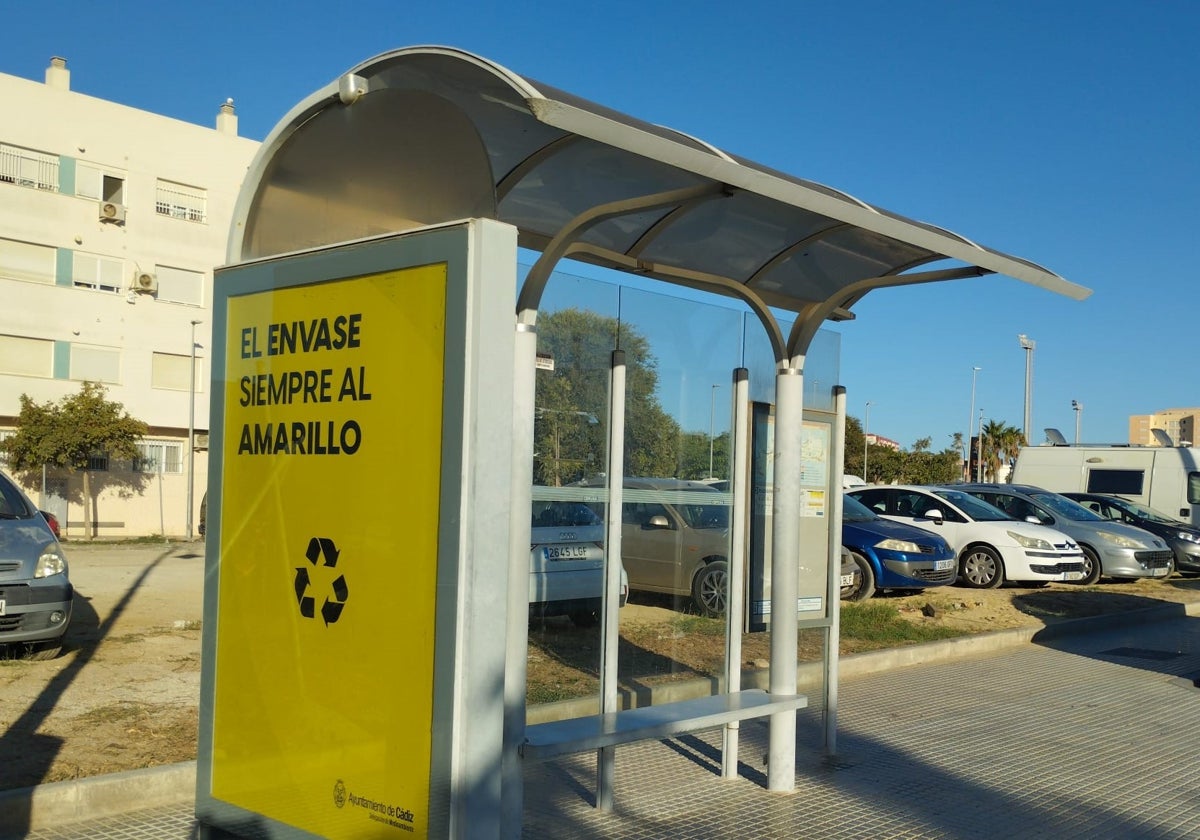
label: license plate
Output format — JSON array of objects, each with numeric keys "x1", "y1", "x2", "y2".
[
  {"x1": 0, "y1": 599, "x2": 5, "y2": 616},
  {"x1": 839, "y1": 574, "x2": 855, "y2": 587},
  {"x1": 543, "y1": 544, "x2": 591, "y2": 561},
  {"x1": 1065, "y1": 570, "x2": 1084, "y2": 581},
  {"x1": 934, "y1": 559, "x2": 955, "y2": 571}
]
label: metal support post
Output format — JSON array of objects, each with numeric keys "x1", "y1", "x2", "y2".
[
  {"x1": 597, "y1": 350, "x2": 627, "y2": 811},
  {"x1": 722, "y1": 368, "x2": 750, "y2": 779},
  {"x1": 502, "y1": 318, "x2": 538, "y2": 837},
  {"x1": 768, "y1": 365, "x2": 803, "y2": 792},
  {"x1": 825, "y1": 386, "x2": 847, "y2": 755}
]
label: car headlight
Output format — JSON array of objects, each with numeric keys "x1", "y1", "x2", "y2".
[
  {"x1": 35, "y1": 549, "x2": 66, "y2": 579},
  {"x1": 1177, "y1": 531, "x2": 1200, "y2": 544},
  {"x1": 1007, "y1": 530, "x2": 1053, "y2": 550},
  {"x1": 1095, "y1": 530, "x2": 1146, "y2": 548},
  {"x1": 874, "y1": 538, "x2": 922, "y2": 553}
]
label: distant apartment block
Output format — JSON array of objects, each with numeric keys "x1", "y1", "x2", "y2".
[
  {"x1": 1129, "y1": 408, "x2": 1200, "y2": 447},
  {"x1": 0, "y1": 57, "x2": 259, "y2": 537},
  {"x1": 865, "y1": 433, "x2": 900, "y2": 451}
]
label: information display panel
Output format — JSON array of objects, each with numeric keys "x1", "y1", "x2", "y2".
[{"x1": 212, "y1": 265, "x2": 446, "y2": 837}]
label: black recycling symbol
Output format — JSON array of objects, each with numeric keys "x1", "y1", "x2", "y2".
[{"x1": 294, "y1": 537, "x2": 348, "y2": 626}]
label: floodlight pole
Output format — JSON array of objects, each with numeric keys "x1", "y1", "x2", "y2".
[
  {"x1": 1019, "y1": 334, "x2": 1035, "y2": 445},
  {"x1": 976, "y1": 408, "x2": 984, "y2": 482},
  {"x1": 863, "y1": 401, "x2": 872, "y2": 482},
  {"x1": 968, "y1": 366, "x2": 980, "y2": 481},
  {"x1": 1072, "y1": 399, "x2": 1082, "y2": 444},
  {"x1": 186, "y1": 319, "x2": 201, "y2": 540}
]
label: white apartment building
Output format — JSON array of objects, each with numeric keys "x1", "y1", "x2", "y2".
[{"x1": 0, "y1": 58, "x2": 259, "y2": 538}]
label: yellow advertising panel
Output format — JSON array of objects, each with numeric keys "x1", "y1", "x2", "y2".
[{"x1": 212, "y1": 265, "x2": 446, "y2": 838}]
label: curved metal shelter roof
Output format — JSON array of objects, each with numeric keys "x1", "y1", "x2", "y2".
[{"x1": 229, "y1": 45, "x2": 1089, "y2": 361}]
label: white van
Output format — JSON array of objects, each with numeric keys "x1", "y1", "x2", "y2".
[{"x1": 1012, "y1": 439, "x2": 1200, "y2": 525}]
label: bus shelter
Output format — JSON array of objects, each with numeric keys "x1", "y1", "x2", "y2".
[{"x1": 197, "y1": 46, "x2": 1090, "y2": 839}]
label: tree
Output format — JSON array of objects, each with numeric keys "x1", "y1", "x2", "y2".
[
  {"x1": 2, "y1": 382, "x2": 149, "y2": 539},
  {"x1": 979, "y1": 419, "x2": 1024, "y2": 481},
  {"x1": 533, "y1": 309, "x2": 680, "y2": 485}
]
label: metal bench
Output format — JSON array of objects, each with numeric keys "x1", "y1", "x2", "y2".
[{"x1": 520, "y1": 689, "x2": 808, "y2": 761}]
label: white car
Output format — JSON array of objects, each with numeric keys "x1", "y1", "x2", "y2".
[{"x1": 846, "y1": 485, "x2": 1086, "y2": 588}]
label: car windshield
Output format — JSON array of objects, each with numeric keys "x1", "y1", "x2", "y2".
[
  {"x1": 842, "y1": 494, "x2": 877, "y2": 522},
  {"x1": 932, "y1": 489, "x2": 1012, "y2": 521},
  {"x1": 1108, "y1": 497, "x2": 1184, "y2": 524},
  {"x1": 1029, "y1": 491, "x2": 1103, "y2": 521},
  {"x1": 0, "y1": 475, "x2": 34, "y2": 519}
]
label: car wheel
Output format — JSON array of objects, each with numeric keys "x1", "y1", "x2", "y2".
[
  {"x1": 1072, "y1": 546, "x2": 1103, "y2": 586},
  {"x1": 691, "y1": 560, "x2": 729, "y2": 617},
  {"x1": 569, "y1": 601, "x2": 601, "y2": 628},
  {"x1": 960, "y1": 545, "x2": 1005, "y2": 589},
  {"x1": 841, "y1": 552, "x2": 875, "y2": 602},
  {"x1": 23, "y1": 640, "x2": 62, "y2": 661}
]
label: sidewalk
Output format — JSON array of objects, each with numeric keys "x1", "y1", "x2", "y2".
[{"x1": 10, "y1": 605, "x2": 1200, "y2": 838}]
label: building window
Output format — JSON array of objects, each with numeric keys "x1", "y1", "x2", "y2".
[
  {"x1": 0, "y1": 237, "x2": 55, "y2": 284},
  {"x1": 72, "y1": 251, "x2": 123, "y2": 293},
  {"x1": 0, "y1": 143, "x2": 59, "y2": 192},
  {"x1": 134, "y1": 439, "x2": 183, "y2": 474},
  {"x1": 86, "y1": 453, "x2": 109, "y2": 472},
  {"x1": 152, "y1": 352, "x2": 202, "y2": 391},
  {"x1": 69, "y1": 345, "x2": 120, "y2": 384},
  {"x1": 155, "y1": 180, "x2": 206, "y2": 223},
  {"x1": 76, "y1": 163, "x2": 126, "y2": 204},
  {"x1": 155, "y1": 265, "x2": 204, "y2": 306},
  {"x1": 0, "y1": 335, "x2": 53, "y2": 377}
]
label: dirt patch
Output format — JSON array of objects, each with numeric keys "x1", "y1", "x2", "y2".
[{"x1": 3, "y1": 542, "x2": 1200, "y2": 791}]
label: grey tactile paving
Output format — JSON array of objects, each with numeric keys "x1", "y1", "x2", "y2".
[{"x1": 14, "y1": 615, "x2": 1200, "y2": 839}]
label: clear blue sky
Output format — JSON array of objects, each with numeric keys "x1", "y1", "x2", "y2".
[{"x1": 7, "y1": 1, "x2": 1197, "y2": 451}]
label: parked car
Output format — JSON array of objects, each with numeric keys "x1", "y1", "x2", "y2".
[
  {"x1": 840, "y1": 493, "x2": 957, "y2": 600},
  {"x1": 39, "y1": 510, "x2": 61, "y2": 539},
  {"x1": 577, "y1": 477, "x2": 731, "y2": 616},
  {"x1": 957, "y1": 483, "x2": 1173, "y2": 584},
  {"x1": 1063, "y1": 492, "x2": 1200, "y2": 576},
  {"x1": 846, "y1": 485, "x2": 1085, "y2": 588},
  {"x1": 529, "y1": 498, "x2": 627, "y2": 627},
  {"x1": 0, "y1": 470, "x2": 73, "y2": 659}
]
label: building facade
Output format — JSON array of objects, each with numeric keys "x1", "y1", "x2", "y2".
[
  {"x1": 0, "y1": 58, "x2": 259, "y2": 537},
  {"x1": 1129, "y1": 408, "x2": 1200, "y2": 447}
]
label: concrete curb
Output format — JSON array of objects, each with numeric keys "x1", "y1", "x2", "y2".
[
  {"x1": 8, "y1": 600, "x2": 1200, "y2": 832},
  {"x1": 0, "y1": 761, "x2": 195, "y2": 836}
]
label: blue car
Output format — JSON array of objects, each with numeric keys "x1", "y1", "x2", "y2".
[{"x1": 841, "y1": 493, "x2": 958, "y2": 600}]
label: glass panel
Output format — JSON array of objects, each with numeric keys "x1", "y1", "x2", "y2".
[
  {"x1": 525, "y1": 270, "x2": 619, "y2": 713},
  {"x1": 521, "y1": 259, "x2": 839, "y2": 723}
]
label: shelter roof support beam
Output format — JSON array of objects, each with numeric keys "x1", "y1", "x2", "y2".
[
  {"x1": 566, "y1": 243, "x2": 787, "y2": 364},
  {"x1": 516, "y1": 184, "x2": 727, "y2": 323},
  {"x1": 786, "y1": 266, "x2": 991, "y2": 358}
]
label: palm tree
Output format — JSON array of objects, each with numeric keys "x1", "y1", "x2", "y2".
[{"x1": 980, "y1": 420, "x2": 1023, "y2": 481}]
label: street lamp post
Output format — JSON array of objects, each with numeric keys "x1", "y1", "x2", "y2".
[
  {"x1": 976, "y1": 408, "x2": 985, "y2": 482},
  {"x1": 1072, "y1": 399, "x2": 1082, "y2": 444},
  {"x1": 968, "y1": 366, "x2": 981, "y2": 480},
  {"x1": 1019, "y1": 334, "x2": 1036, "y2": 445},
  {"x1": 709, "y1": 384, "x2": 720, "y2": 479},
  {"x1": 186, "y1": 320, "x2": 201, "y2": 540},
  {"x1": 863, "y1": 401, "x2": 872, "y2": 482}
]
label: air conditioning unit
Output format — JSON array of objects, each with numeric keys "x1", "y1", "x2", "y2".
[
  {"x1": 99, "y1": 201, "x2": 126, "y2": 223},
  {"x1": 134, "y1": 272, "x2": 158, "y2": 293},
  {"x1": 194, "y1": 433, "x2": 209, "y2": 450}
]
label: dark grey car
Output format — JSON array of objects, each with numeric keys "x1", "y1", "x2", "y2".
[{"x1": 0, "y1": 469, "x2": 73, "y2": 659}]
